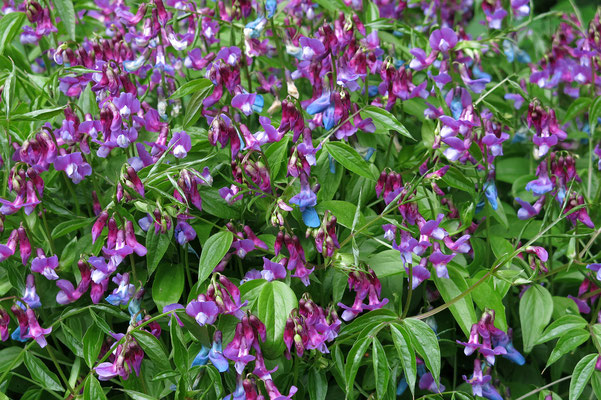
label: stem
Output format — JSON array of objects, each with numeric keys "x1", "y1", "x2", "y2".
[
  {"x1": 62, "y1": 174, "x2": 81, "y2": 216},
  {"x1": 46, "y1": 344, "x2": 76, "y2": 397},
  {"x1": 129, "y1": 254, "x2": 138, "y2": 284},
  {"x1": 184, "y1": 244, "x2": 192, "y2": 290},
  {"x1": 401, "y1": 263, "x2": 413, "y2": 319},
  {"x1": 41, "y1": 208, "x2": 56, "y2": 254},
  {"x1": 514, "y1": 375, "x2": 572, "y2": 400}
]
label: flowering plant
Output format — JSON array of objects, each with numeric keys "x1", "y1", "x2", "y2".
[{"x1": 0, "y1": 0, "x2": 601, "y2": 399}]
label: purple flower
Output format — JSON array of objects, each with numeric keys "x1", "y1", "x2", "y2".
[
  {"x1": 260, "y1": 257, "x2": 287, "y2": 281},
  {"x1": 54, "y1": 152, "x2": 92, "y2": 184},
  {"x1": 429, "y1": 28, "x2": 458, "y2": 52},
  {"x1": 299, "y1": 36, "x2": 325, "y2": 61},
  {"x1": 22, "y1": 275, "x2": 41, "y2": 309},
  {"x1": 169, "y1": 131, "x2": 192, "y2": 159},
  {"x1": 175, "y1": 219, "x2": 197, "y2": 245},
  {"x1": 232, "y1": 93, "x2": 264, "y2": 116},
  {"x1": 105, "y1": 273, "x2": 136, "y2": 306},
  {"x1": 113, "y1": 92, "x2": 141, "y2": 119},
  {"x1": 290, "y1": 173, "x2": 319, "y2": 228},
  {"x1": 185, "y1": 300, "x2": 218, "y2": 326},
  {"x1": 419, "y1": 372, "x2": 445, "y2": 393},
  {"x1": 429, "y1": 250, "x2": 455, "y2": 279},
  {"x1": 587, "y1": 264, "x2": 601, "y2": 281},
  {"x1": 216, "y1": 47, "x2": 242, "y2": 66},
  {"x1": 463, "y1": 359, "x2": 492, "y2": 397},
  {"x1": 515, "y1": 197, "x2": 543, "y2": 220},
  {"x1": 31, "y1": 249, "x2": 59, "y2": 280}
]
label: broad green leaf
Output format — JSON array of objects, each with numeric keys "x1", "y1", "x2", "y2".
[
  {"x1": 145, "y1": 226, "x2": 173, "y2": 276},
  {"x1": 264, "y1": 136, "x2": 290, "y2": 180},
  {"x1": 569, "y1": 354, "x2": 597, "y2": 400},
  {"x1": 130, "y1": 330, "x2": 171, "y2": 371},
  {"x1": 54, "y1": 0, "x2": 76, "y2": 40},
  {"x1": 360, "y1": 249, "x2": 405, "y2": 278},
  {"x1": 3, "y1": 59, "x2": 14, "y2": 118},
  {"x1": 316, "y1": 200, "x2": 365, "y2": 228},
  {"x1": 496, "y1": 157, "x2": 530, "y2": 184},
  {"x1": 590, "y1": 96, "x2": 601, "y2": 135},
  {"x1": 390, "y1": 323, "x2": 417, "y2": 395},
  {"x1": 23, "y1": 352, "x2": 64, "y2": 392},
  {"x1": 170, "y1": 78, "x2": 212, "y2": 99},
  {"x1": 83, "y1": 324, "x2": 104, "y2": 368},
  {"x1": 307, "y1": 369, "x2": 328, "y2": 400},
  {"x1": 432, "y1": 264, "x2": 477, "y2": 337},
  {"x1": 337, "y1": 309, "x2": 397, "y2": 343},
  {"x1": 402, "y1": 318, "x2": 441, "y2": 383},
  {"x1": 538, "y1": 315, "x2": 588, "y2": 344},
  {"x1": 360, "y1": 105, "x2": 415, "y2": 139},
  {"x1": 563, "y1": 97, "x2": 591, "y2": 123},
  {"x1": 470, "y1": 278, "x2": 507, "y2": 332},
  {"x1": 256, "y1": 281, "x2": 298, "y2": 357},
  {"x1": 83, "y1": 375, "x2": 107, "y2": 400},
  {"x1": 489, "y1": 235, "x2": 514, "y2": 260},
  {"x1": 591, "y1": 371, "x2": 601, "y2": 400},
  {"x1": 546, "y1": 329, "x2": 590, "y2": 368},
  {"x1": 152, "y1": 263, "x2": 185, "y2": 311},
  {"x1": 197, "y1": 230, "x2": 233, "y2": 284},
  {"x1": 520, "y1": 285, "x2": 553, "y2": 352},
  {"x1": 344, "y1": 335, "x2": 371, "y2": 395},
  {"x1": 372, "y1": 338, "x2": 390, "y2": 400},
  {"x1": 324, "y1": 141, "x2": 377, "y2": 181},
  {"x1": 0, "y1": 12, "x2": 25, "y2": 55},
  {"x1": 51, "y1": 217, "x2": 94, "y2": 239},
  {"x1": 0, "y1": 347, "x2": 23, "y2": 374}
]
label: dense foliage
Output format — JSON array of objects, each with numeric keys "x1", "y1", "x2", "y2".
[{"x1": 0, "y1": 0, "x2": 600, "y2": 399}]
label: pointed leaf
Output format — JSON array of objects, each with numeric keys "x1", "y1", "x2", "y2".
[
  {"x1": 372, "y1": 337, "x2": 390, "y2": 400},
  {"x1": 570, "y1": 354, "x2": 598, "y2": 400},
  {"x1": 402, "y1": 318, "x2": 441, "y2": 383},
  {"x1": 83, "y1": 324, "x2": 104, "y2": 368},
  {"x1": 24, "y1": 353, "x2": 64, "y2": 392},
  {"x1": 546, "y1": 330, "x2": 590, "y2": 368},
  {"x1": 390, "y1": 323, "x2": 417, "y2": 395},
  {"x1": 324, "y1": 141, "x2": 377, "y2": 181},
  {"x1": 256, "y1": 281, "x2": 298, "y2": 357},
  {"x1": 197, "y1": 230, "x2": 233, "y2": 284},
  {"x1": 146, "y1": 226, "x2": 173, "y2": 276},
  {"x1": 360, "y1": 105, "x2": 415, "y2": 139},
  {"x1": 520, "y1": 285, "x2": 553, "y2": 352}
]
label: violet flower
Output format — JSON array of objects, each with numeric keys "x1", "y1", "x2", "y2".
[
  {"x1": 185, "y1": 300, "x2": 218, "y2": 326},
  {"x1": 169, "y1": 131, "x2": 192, "y2": 159},
  {"x1": 105, "y1": 273, "x2": 136, "y2": 306},
  {"x1": 22, "y1": 274, "x2": 41, "y2": 309},
  {"x1": 31, "y1": 249, "x2": 59, "y2": 280},
  {"x1": 25, "y1": 308, "x2": 52, "y2": 348},
  {"x1": 54, "y1": 152, "x2": 92, "y2": 184},
  {"x1": 290, "y1": 173, "x2": 319, "y2": 228}
]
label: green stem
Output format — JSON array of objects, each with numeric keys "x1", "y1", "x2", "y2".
[
  {"x1": 46, "y1": 344, "x2": 76, "y2": 397},
  {"x1": 41, "y1": 208, "x2": 56, "y2": 254},
  {"x1": 62, "y1": 174, "x2": 81, "y2": 216},
  {"x1": 401, "y1": 263, "x2": 413, "y2": 319}
]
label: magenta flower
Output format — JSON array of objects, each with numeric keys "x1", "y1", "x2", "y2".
[{"x1": 25, "y1": 308, "x2": 52, "y2": 348}]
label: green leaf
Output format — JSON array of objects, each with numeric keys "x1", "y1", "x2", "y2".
[
  {"x1": 315, "y1": 200, "x2": 365, "y2": 228},
  {"x1": 130, "y1": 330, "x2": 171, "y2": 371},
  {"x1": 54, "y1": 0, "x2": 76, "y2": 40},
  {"x1": 197, "y1": 230, "x2": 233, "y2": 284},
  {"x1": 121, "y1": 390, "x2": 159, "y2": 400},
  {"x1": 0, "y1": 347, "x2": 23, "y2": 374},
  {"x1": 538, "y1": 315, "x2": 588, "y2": 344},
  {"x1": 470, "y1": 278, "x2": 507, "y2": 332},
  {"x1": 0, "y1": 12, "x2": 25, "y2": 55},
  {"x1": 496, "y1": 157, "x2": 530, "y2": 184},
  {"x1": 183, "y1": 83, "x2": 214, "y2": 128},
  {"x1": 307, "y1": 369, "x2": 328, "y2": 400},
  {"x1": 590, "y1": 96, "x2": 601, "y2": 135},
  {"x1": 170, "y1": 317, "x2": 188, "y2": 372},
  {"x1": 145, "y1": 226, "x2": 173, "y2": 276},
  {"x1": 432, "y1": 264, "x2": 477, "y2": 337},
  {"x1": 569, "y1": 354, "x2": 598, "y2": 400},
  {"x1": 256, "y1": 281, "x2": 298, "y2": 357},
  {"x1": 152, "y1": 263, "x2": 185, "y2": 312},
  {"x1": 83, "y1": 324, "x2": 104, "y2": 368},
  {"x1": 360, "y1": 105, "x2": 415, "y2": 139},
  {"x1": 83, "y1": 375, "x2": 107, "y2": 400},
  {"x1": 563, "y1": 97, "x2": 592, "y2": 123},
  {"x1": 591, "y1": 371, "x2": 601, "y2": 400},
  {"x1": 51, "y1": 217, "x2": 94, "y2": 239},
  {"x1": 489, "y1": 235, "x2": 514, "y2": 260},
  {"x1": 264, "y1": 136, "x2": 290, "y2": 180},
  {"x1": 11, "y1": 106, "x2": 68, "y2": 121},
  {"x1": 372, "y1": 337, "x2": 390, "y2": 400},
  {"x1": 324, "y1": 141, "x2": 377, "y2": 181},
  {"x1": 546, "y1": 329, "x2": 590, "y2": 368},
  {"x1": 344, "y1": 335, "x2": 371, "y2": 395},
  {"x1": 23, "y1": 352, "x2": 64, "y2": 392},
  {"x1": 170, "y1": 78, "x2": 212, "y2": 99},
  {"x1": 2, "y1": 59, "x2": 14, "y2": 118},
  {"x1": 520, "y1": 285, "x2": 553, "y2": 352},
  {"x1": 390, "y1": 323, "x2": 417, "y2": 395},
  {"x1": 402, "y1": 318, "x2": 441, "y2": 383}
]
